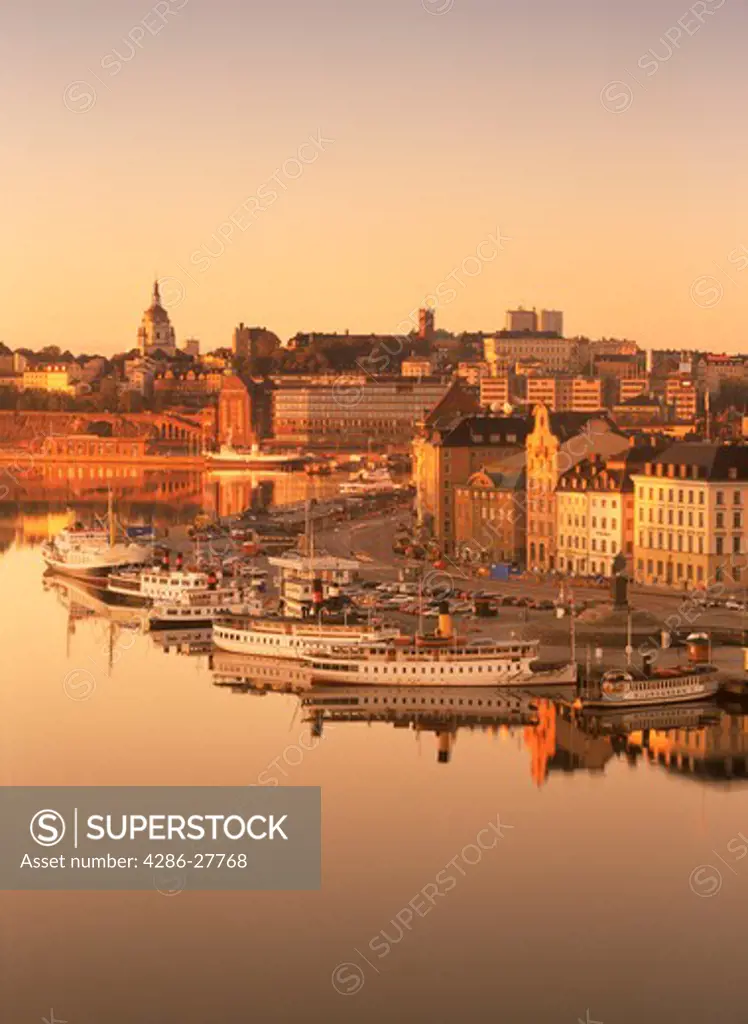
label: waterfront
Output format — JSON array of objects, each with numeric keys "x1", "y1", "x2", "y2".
[{"x1": 2, "y1": 486, "x2": 748, "y2": 1024}]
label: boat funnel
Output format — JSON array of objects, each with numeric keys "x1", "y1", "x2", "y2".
[
  {"x1": 686, "y1": 632, "x2": 710, "y2": 665},
  {"x1": 438, "y1": 601, "x2": 452, "y2": 640}
]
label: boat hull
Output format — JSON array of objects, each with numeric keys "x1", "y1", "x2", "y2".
[{"x1": 306, "y1": 660, "x2": 578, "y2": 688}]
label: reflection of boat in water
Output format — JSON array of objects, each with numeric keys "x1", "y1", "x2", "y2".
[
  {"x1": 578, "y1": 666, "x2": 720, "y2": 709},
  {"x1": 150, "y1": 627, "x2": 213, "y2": 655},
  {"x1": 301, "y1": 683, "x2": 539, "y2": 763},
  {"x1": 210, "y1": 650, "x2": 312, "y2": 692},
  {"x1": 44, "y1": 572, "x2": 150, "y2": 628}
]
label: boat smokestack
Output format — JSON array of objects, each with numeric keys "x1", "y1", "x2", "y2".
[
  {"x1": 312, "y1": 577, "x2": 324, "y2": 609},
  {"x1": 437, "y1": 732, "x2": 452, "y2": 764},
  {"x1": 687, "y1": 632, "x2": 710, "y2": 665},
  {"x1": 438, "y1": 601, "x2": 452, "y2": 640}
]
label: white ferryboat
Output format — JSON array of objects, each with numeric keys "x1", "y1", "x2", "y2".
[
  {"x1": 301, "y1": 606, "x2": 576, "y2": 688},
  {"x1": 340, "y1": 467, "x2": 398, "y2": 495},
  {"x1": 212, "y1": 616, "x2": 401, "y2": 659},
  {"x1": 109, "y1": 565, "x2": 245, "y2": 606},
  {"x1": 578, "y1": 666, "x2": 719, "y2": 709},
  {"x1": 303, "y1": 638, "x2": 577, "y2": 687},
  {"x1": 149, "y1": 589, "x2": 267, "y2": 631},
  {"x1": 205, "y1": 442, "x2": 308, "y2": 472},
  {"x1": 42, "y1": 523, "x2": 153, "y2": 579}
]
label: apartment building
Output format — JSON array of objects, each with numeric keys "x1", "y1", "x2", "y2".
[
  {"x1": 525, "y1": 405, "x2": 628, "y2": 571},
  {"x1": 631, "y1": 443, "x2": 748, "y2": 588},
  {"x1": 453, "y1": 467, "x2": 526, "y2": 565},
  {"x1": 479, "y1": 376, "x2": 510, "y2": 409},
  {"x1": 525, "y1": 376, "x2": 603, "y2": 413},
  {"x1": 414, "y1": 413, "x2": 529, "y2": 555}
]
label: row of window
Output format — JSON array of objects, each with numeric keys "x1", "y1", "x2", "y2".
[
  {"x1": 636, "y1": 486, "x2": 744, "y2": 505},
  {"x1": 637, "y1": 531, "x2": 742, "y2": 555},
  {"x1": 559, "y1": 536, "x2": 618, "y2": 553}
]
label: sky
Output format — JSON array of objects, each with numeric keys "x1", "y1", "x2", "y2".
[{"x1": 1, "y1": 0, "x2": 747, "y2": 355}]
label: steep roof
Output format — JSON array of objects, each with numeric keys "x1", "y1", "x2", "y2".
[
  {"x1": 440, "y1": 414, "x2": 531, "y2": 448},
  {"x1": 638, "y1": 442, "x2": 748, "y2": 481}
]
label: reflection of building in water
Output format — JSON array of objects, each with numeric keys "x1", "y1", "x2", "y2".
[
  {"x1": 626, "y1": 713, "x2": 748, "y2": 782},
  {"x1": 300, "y1": 685, "x2": 539, "y2": 765},
  {"x1": 202, "y1": 473, "x2": 341, "y2": 519},
  {"x1": 525, "y1": 701, "x2": 615, "y2": 786}
]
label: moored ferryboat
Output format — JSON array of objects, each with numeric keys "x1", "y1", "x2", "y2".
[
  {"x1": 576, "y1": 666, "x2": 720, "y2": 709},
  {"x1": 304, "y1": 639, "x2": 577, "y2": 687},
  {"x1": 42, "y1": 523, "x2": 153, "y2": 580},
  {"x1": 302, "y1": 607, "x2": 577, "y2": 687},
  {"x1": 205, "y1": 442, "x2": 309, "y2": 472},
  {"x1": 212, "y1": 616, "x2": 402, "y2": 659},
  {"x1": 149, "y1": 590, "x2": 267, "y2": 630},
  {"x1": 108, "y1": 559, "x2": 247, "y2": 606}
]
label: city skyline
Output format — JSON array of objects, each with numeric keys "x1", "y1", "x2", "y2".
[{"x1": 4, "y1": 0, "x2": 747, "y2": 354}]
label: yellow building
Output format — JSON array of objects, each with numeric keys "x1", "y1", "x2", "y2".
[
  {"x1": 525, "y1": 404, "x2": 628, "y2": 571},
  {"x1": 631, "y1": 443, "x2": 748, "y2": 588},
  {"x1": 526, "y1": 375, "x2": 605, "y2": 413},
  {"x1": 22, "y1": 364, "x2": 75, "y2": 395}
]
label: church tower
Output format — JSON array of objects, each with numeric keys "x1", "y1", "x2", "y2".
[{"x1": 137, "y1": 280, "x2": 177, "y2": 357}]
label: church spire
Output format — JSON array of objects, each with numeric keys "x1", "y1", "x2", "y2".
[{"x1": 152, "y1": 278, "x2": 161, "y2": 307}]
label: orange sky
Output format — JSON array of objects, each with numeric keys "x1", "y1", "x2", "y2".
[{"x1": 2, "y1": 0, "x2": 746, "y2": 355}]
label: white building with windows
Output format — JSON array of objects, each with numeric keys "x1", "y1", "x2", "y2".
[{"x1": 631, "y1": 443, "x2": 748, "y2": 589}]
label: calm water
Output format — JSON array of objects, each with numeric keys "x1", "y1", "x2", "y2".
[{"x1": 2, "y1": 480, "x2": 748, "y2": 1024}]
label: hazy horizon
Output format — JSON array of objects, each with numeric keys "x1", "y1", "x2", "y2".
[{"x1": 4, "y1": 0, "x2": 746, "y2": 355}]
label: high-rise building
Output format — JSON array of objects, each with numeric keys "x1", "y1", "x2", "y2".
[
  {"x1": 136, "y1": 281, "x2": 177, "y2": 357},
  {"x1": 540, "y1": 310, "x2": 563, "y2": 335},
  {"x1": 506, "y1": 308, "x2": 538, "y2": 333}
]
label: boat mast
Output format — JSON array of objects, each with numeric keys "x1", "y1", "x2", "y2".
[{"x1": 108, "y1": 488, "x2": 115, "y2": 548}]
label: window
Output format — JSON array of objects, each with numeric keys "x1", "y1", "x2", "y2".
[
  {"x1": 717, "y1": 491, "x2": 725, "y2": 505},
  {"x1": 734, "y1": 491, "x2": 742, "y2": 506},
  {"x1": 734, "y1": 536, "x2": 741, "y2": 554},
  {"x1": 734, "y1": 512, "x2": 742, "y2": 529},
  {"x1": 716, "y1": 513, "x2": 724, "y2": 529}
]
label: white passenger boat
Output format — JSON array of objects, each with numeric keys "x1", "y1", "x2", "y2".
[
  {"x1": 578, "y1": 666, "x2": 720, "y2": 709},
  {"x1": 212, "y1": 616, "x2": 402, "y2": 659},
  {"x1": 109, "y1": 565, "x2": 242, "y2": 605},
  {"x1": 149, "y1": 590, "x2": 267, "y2": 630},
  {"x1": 339, "y1": 467, "x2": 398, "y2": 495},
  {"x1": 205, "y1": 442, "x2": 308, "y2": 472},
  {"x1": 303, "y1": 638, "x2": 577, "y2": 687},
  {"x1": 42, "y1": 523, "x2": 152, "y2": 579}
]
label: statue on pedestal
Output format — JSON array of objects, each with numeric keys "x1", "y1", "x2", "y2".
[{"x1": 611, "y1": 551, "x2": 629, "y2": 609}]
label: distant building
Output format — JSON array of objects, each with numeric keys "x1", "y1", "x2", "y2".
[
  {"x1": 271, "y1": 374, "x2": 449, "y2": 446},
  {"x1": 506, "y1": 308, "x2": 538, "y2": 333},
  {"x1": 479, "y1": 376, "x2": 510, "y2": 410},
  {"x1": 418, "y1": 308, "x2": 435, "y2": 344},
  {"x1": 137, "y1": 281, "x2": 177, "y2": 357},
  {"x1": 182, "y1": 338, "x2": 200, "y2": 358},
  {"x1": 232, "y1": 324, "x2": 280, "y2": 362},
  {"x1": 540, "y1": 310, "x2": 564, "y2": 335},
  {"x1": 485, "y1": 332, "x2": 577, "y2": 374},
  {"x1": 401, "y1": 357, "x2": 433, "y2": 378},
  {"x1": 218, "y1": 374, "x2": 253, "y2": 447},
  {"x1": 22, "y1": 364, "x2": 75, "y2": 395},
  {"x1": 456, "y1": 361, "x2": 490, "y2": 386},
  {"x1": 525, "y1": 376, "x2": 603, "y2": 414},
  {"x1": 665, "y1": 374, "x2": 698, "y2": 422},
  {"x1": 593, "y1": 352, "x2": 647, "y2": 381},
  {"x1": 618, "y1": 377, "x2": 649, "y2": 403}
]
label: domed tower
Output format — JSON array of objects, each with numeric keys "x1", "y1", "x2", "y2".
[{"x1": 137, "y1": 280, "x2": 177, "y2": 356}]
